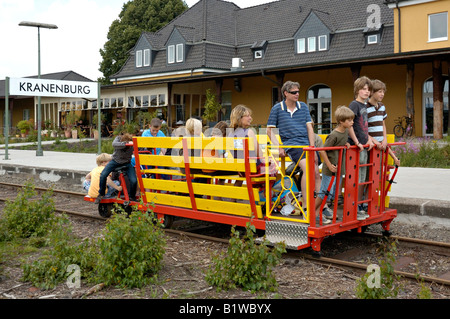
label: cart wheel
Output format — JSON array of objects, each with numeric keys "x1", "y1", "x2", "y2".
[
  {"x1": 159, "y1": 214, "x2": 174, "y2": 228},
  {"x1": 121, "y1": 204, "x2": 133, "y2": 216},
  {"x1": 393, "y1": 125, "x2": 403, "y2": 138},
  {"x1": 98, "y1": 203, "x2": 113, "y2": 218}
]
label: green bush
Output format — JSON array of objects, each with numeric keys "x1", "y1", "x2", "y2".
[
  {"x1": 22, "y1": 216, "x2": 96, "y2": 289},
  {"x1": 93, "y1": 205, "x2": 166, "y2": 288},
  {"x1": 205, "y1": 221, "x2": 286, "y2": 293},
  {"x1": 0, "y1": 182, "x2": 56, "y2": 240},
  {"x1": 355, "y1": 238, "x2": 402, "y2": 299}
]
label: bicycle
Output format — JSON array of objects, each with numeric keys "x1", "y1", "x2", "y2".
[{"x1": 393, "y1": 115, "x2": 413, "y2": 138}]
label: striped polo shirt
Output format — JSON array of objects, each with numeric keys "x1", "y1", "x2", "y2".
[
  {"x1": 267, "y1": 100, "x2": 312, "y2": 147},
  {"x1": 367, "y1": 102, "x2": 387, "y2": 142}
]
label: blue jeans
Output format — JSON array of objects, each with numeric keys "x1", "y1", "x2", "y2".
[{"x1": 99, "y1": 160, "x2": 137, "y2": 200}]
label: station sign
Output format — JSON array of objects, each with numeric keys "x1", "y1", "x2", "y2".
[{"x1": 9, "y1": 77, "x2": 98, "y2": 99}]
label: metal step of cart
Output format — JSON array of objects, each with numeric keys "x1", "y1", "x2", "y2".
[{"x1": 259, "y1": 220, "x2": 309, "y2": 250}]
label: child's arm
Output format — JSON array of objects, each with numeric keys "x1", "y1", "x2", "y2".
[
  {"x1": 348, "y1": 126, "x2": 364, "y2": 151},
  {"x1": 388, "y1": 148, "x2": 400, "y2": 166},
  {"x1": 319, "y1": 150, "x2": 337, "y2": 173},
  {"x1": 381, "y1": 121, "x2": 388, "y2": 150},
  {"x1": 107, "y1": 177, "x2": 123, "y2": 191}
]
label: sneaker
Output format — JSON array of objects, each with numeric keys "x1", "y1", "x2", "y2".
[
  {"x1": 322, "y1": 207, "x2": 334, "y2": 220},
  {"x1": 94, "y1": 195, "x2": 103, "y2": 204},
  {"x1": 316, "y1": 215, "x2": 331, "y2": 225},
  {"x1": 357, "y1": 210, "x2": 368, "y2": 220}
]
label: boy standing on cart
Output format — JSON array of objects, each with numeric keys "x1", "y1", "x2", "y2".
[
  {"x1": 314, "y1": 106, "x2": 354, "y2": 224},
  {"x1": 347, "y1": 76, "x2": 375, "y2": 220}
]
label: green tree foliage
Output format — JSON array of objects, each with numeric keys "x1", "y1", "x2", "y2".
[{"x1": 99, "y1": 0, "x2": 188, "y2": 84}]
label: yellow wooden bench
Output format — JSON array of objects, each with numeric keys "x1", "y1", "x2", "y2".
[{"x1": 133, "y1": 136, "x2": 277, "y2": 220}]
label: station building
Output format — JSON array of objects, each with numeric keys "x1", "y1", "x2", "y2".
[{"x1": 1, "y1": 0, "x2": 449, "y2": 138}]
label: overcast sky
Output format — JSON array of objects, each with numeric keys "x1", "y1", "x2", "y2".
[{"x1": 0, "y1": 0, "x2": 274, "y2": 82}]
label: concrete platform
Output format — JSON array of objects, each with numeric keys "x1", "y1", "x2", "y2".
[{"x1": 0, "y1": 142, "x2": 449, "y2": 220}]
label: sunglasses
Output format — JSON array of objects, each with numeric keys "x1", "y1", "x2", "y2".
[{"x1": 288, "y1": 91, "x2": 300, "y2": 95}]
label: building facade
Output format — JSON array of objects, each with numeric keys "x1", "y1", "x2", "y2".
[{"x1": 1, "y1": 0, "x2": 449, "y2": 138}]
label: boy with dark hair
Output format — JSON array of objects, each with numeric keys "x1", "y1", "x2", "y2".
[
  {"x1": 347, "y1": 76, "x2": 375, "y2": 220},
  {"x1": 142, "y1": 118, "x2": 166, "y2": 155},
  {"x1": 95, "y1": 132, "x2": 137, "y2": 204}
]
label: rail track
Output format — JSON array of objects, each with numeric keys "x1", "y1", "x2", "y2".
[{"x1": 1, "y1": 181, "x2": 449, "y2": 288}]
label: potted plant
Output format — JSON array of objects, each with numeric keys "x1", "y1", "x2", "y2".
[
  {"x1": 17, "y1": 119, "x2": 33, "y2": 137},
  {"x1": 65, "y1": 111, "x2": 80, "y2": 138}
]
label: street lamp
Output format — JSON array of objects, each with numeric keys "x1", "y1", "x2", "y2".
[{"x1": 19, "y1": 21, "x2": 58, "y2": 156}]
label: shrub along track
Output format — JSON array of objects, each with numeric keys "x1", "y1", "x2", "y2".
[{"x1": 0, "y1": 181, "x2": 449, "y2": 299}]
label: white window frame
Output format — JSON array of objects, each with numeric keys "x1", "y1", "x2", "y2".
[
  {"x1": 308, "y1": 37, "x2": 316, "y2": 52},
  {"x1": 368, "y1": 34, "x2": 378, "y2": 44},
  {"x1": 136, "y1": 50, "x2": 142, "y2": 68},
  {"x1": 254, "y1": 50, "x2": 263, "y2": 59},
  {"x1": 176, "y1": 43, "x2": 184, "y2": 63},
  {"x1": 318, "y1": 35, "x2": 327, "y2": 51},
  {"x1": 168, "y1": 45, "x2": 175, "y2": 64},
  {"x1": 428, "y1": 12, "x2": 448, "y2": 42},
  {"x1": 297, "y1": 38, "x2": 305, "y2": 54},
  {"x1": 143, "y1": 49, "x2": 150, "y2": 66}
]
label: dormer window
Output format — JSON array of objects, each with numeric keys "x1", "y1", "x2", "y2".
[
  {"x1": 367, "y1": 34, "x2": 378, "y2": 44},
  {"x1": 143, "y1": 49, "x2": 150, "y2": 66},
  {"x1": 136, "y1": 49, "x2": 151, "y2": 68},
  {"x1": 297, "y1": 38, "x2": 305, "y2": 53},
  {"x1": 254, "y1": 50, "x2": 263, "y2": 59},
  {"x1": 308, "y1": 37, "x2": 316, "y2": 52},
  {"x1": 251, "y1": 40, "x2": 267, "y2": 60},
  {"x1": 297, "y1": 35, "x2": 328, "y2": 54},
  {"x1": 318, "y1": 35, "x2": 327, "y2": 51},
  {"x1": 364, "y1": 24, "x2": 383, "y2": 46},
  {"x1": 136, "y1": 50, "x2": 143, "y2": 67},
  {"x1": 176, "y1": 44, "x2": 184, "y2": 62},
  {"x1": 168, "y1": 43, "x2": 184, "y2": 64}
]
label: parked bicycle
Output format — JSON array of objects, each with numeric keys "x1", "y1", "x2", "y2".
[{"x1": 393, "y1": 115, "x2": 413, "y2": 138}]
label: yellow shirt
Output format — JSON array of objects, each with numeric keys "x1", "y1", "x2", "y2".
[{"x1": 88, "y1": 166, "x2": 104, "y2": 198}]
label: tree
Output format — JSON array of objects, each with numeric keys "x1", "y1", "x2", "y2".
[{"x1": 99, "y1": 0, "x2": 188, "y2": 84}]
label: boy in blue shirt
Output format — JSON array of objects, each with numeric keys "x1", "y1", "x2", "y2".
[{"x1": 142, "y1": 118, "x2": 166, "y2": 155}]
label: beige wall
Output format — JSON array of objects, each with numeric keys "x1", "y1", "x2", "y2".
[{"x1": 393, "y1": 0, "x2": 450, "y2": 53}]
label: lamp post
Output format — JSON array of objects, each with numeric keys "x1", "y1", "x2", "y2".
[{"x1": 19, "y1": 21, "x2": 58, "y2": 156}]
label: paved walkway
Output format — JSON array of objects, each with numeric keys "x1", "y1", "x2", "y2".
[{"x1": 1, "y1": 139, "x2": 449, "y2": 219}]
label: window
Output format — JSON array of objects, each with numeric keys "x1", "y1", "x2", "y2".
[
  {"x1": 254, "y1": 50, "x2": 263, "y2": 59},
  {"x1": 143, "y1": 49, "x2": 150, "y2": 66},
  {"x1": 168, "y1": 45, "x2": 175, "y2": 64},
  {"x1": 176, "y1": 43, "x2": 184, "y2": 62},
  {"x1": 136, "y1": 50, "x2": 142, "y2": 67},
  {"x1": 158, "y1": 94, "x2": 166, "y2": 106},
  {"x1": 429, "y1": 12, "x2": 448, "y2": 42},
  {"x1": 308, "y1": 37, "x2": 316, "y2": 52},
  {"x1": 318, "y1": 35, "x2": 327, "y2": 51},
  {"x1": 23, "y1": 109, "x2": 30, "y2": 120},
  {"x1": 128, "y1": 96, "x2": 134, "y2": 108},
  {"x1": 151, "y1": 95, "x2": 157, "y2": 107},
  {"x1": 368, "y1": 34, "x2": 378, "y2": 44},
  {"x1": 142, "y1": 95, "x2": 149, "y2": 107},
  {"x1": 297, "y1": 38, "x2": 305, "y2": 54},
  {"x1": 423, "y1": 76, "x2": 448, "y2": 136}
]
